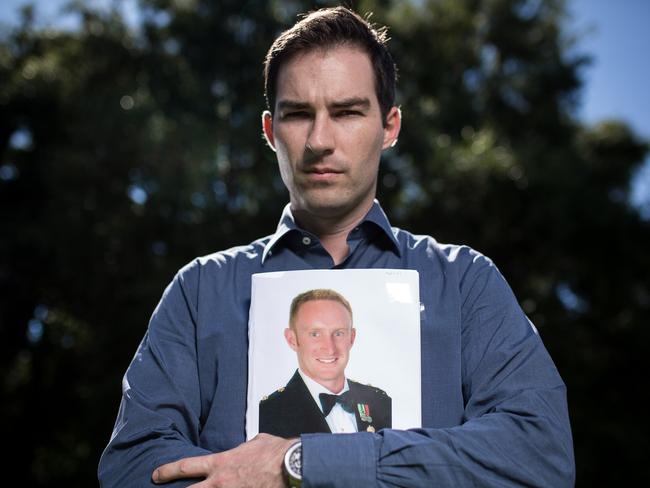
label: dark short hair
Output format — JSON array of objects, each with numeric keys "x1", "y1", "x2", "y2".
[
  {"x1": 264, "y1": 6, "x2": 397, "y2": 124},
  {"x1": 289, "y1": 288, "x2": 353, "y2": 330}
]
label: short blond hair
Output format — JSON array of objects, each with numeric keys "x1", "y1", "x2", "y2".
[{"x1": 289, "y1": 289, "x2": 353, "y2": 330}]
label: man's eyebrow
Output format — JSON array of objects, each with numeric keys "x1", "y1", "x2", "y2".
[
  {"x1": 276, "y1": 100, "x2": 310, "y2": 111},
  {"x1": 331, "y1": 97, "x2": 371, "y2": 110},
  {"x1": 276, "y1": 98, "x2": 371, "y2": 111}
]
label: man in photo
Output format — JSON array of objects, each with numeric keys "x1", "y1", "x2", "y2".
[{"x1": 259, "y1": 289, "x2": 391, "y2": 437}]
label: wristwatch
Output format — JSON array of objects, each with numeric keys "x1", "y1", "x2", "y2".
[{"x1": 283, "y1": 441, "x2": 302, "y2": 487}]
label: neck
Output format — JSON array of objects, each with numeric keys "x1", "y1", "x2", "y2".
[
  {"x1": 293, "y1": 201, "x2": 373, "y2": 265},
  {"x1": 327, "y1": 380, "x2": 345, "y2": 395},
  {"x1": 299, "y1": 369, "x2": 346, "y2": 394}
]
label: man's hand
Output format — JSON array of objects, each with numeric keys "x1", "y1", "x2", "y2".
[{"x1": 152, "y1": 434, "x2": 296, "y2": 487}]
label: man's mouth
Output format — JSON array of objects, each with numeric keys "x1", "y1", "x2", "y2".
[
  {"x1": 303, "y1": 168, "x2": 343, "y2": 183},
  {"x1": 310, "y1": 167, "x2": 342, "y2": 174},
  {"x1": 305, "y1": 167, "x2": 342, "y2": 176},
  {"x1": 317, "y1": 358, "x2": 337, "y2": 364}
]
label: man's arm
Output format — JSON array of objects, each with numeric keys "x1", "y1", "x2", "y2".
[
  {"x1": 302, "y1": 255, "x2": 575, "y2": 487},
  {"x1": 98, "y1": 267, "x2": 211, "y2": 487}
]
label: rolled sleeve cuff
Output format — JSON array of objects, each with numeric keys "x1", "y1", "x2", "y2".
[{"x1": 302, "y1": 432, "x2": 376, "y2": 487}]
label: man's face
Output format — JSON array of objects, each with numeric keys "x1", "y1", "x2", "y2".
[
  {"x1": 285, "y1": 299, "x2": 356, "y2": 393},
  {"x1": 263, "y1": 45, "x2": 400, "y2": 222}
]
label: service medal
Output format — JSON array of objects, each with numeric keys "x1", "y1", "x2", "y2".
[{"x1": 357, "y1": 403, "x2": 372, "y2": 423}]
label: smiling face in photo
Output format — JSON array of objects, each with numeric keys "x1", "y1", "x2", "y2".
[{"x1": 285, "y1": 298, "x2": 356, "y2": 393}]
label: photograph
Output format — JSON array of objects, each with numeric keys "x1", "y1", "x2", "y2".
[{"x1": 246, "y1": 269, "x2": 421, "y2": 439}]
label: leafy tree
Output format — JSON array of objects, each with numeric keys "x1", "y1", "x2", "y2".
[{"x1": 0, "y1": 0, "x2": 647, "y2": 485}]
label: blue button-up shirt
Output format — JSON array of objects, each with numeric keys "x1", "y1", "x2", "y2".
[{"x1": 98, "y1": 201, "x2": 574, "y2": 487}]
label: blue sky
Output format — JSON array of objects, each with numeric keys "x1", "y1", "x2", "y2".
[
  {"x1": 570, "y1": 0, "x2": 649, "y2": 135},
  {"x1": 570, "y1": 0, "x2": 650, "y2": 211},
  {"x1": 1, "y1": 0, "x2": 648, "y2": 211}
]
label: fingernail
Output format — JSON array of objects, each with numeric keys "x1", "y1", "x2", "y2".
[{"x1": 152, "y1": 470, "x2": 159, "y2": 483}]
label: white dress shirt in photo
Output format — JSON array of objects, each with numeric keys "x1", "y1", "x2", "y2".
[{"x1": 298, "y1": 369, "x2": 358, "y2": 433}]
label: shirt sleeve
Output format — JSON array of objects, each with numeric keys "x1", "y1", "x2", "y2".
[
  {"x1": 301, "y1": 254, "x2": 575, "y2": 487},
  {"x1": 98, "y1": 265, "x2": 210, "y2": 487}
]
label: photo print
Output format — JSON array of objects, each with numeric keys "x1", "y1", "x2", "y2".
[{"x1": 246, "y1": 268, "x2": 421, "y2": 439}]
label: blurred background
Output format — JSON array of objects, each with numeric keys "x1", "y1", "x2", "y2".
[{"x1": 1, "y1": 0, "x2": 648, "y2": 485}]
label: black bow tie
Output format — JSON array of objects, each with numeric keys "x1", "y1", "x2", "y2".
[{"x1": 319, "y1": 391, "x2": 354, "y2": 416}]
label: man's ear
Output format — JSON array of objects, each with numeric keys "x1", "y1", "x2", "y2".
[
  {"x1": 382, "y1": 106, "x2": 402, "y2": 150},
  {"x1": 284, "y1": 327, "x2": 298, "y2": 351},
  {"x1": 262, "y1": 110, "x2": 276, "y2": 151},
  {"x1": 350, "y1": 327, "x2": 356, "y2": 346}
]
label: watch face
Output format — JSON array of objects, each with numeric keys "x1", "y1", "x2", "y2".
[{"x1": 285, "y1": 442, "x2": 302, "y2": 479}]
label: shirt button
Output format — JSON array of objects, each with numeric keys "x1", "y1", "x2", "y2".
[{"x1": 302, "y1": 236, "x2": 311, "y2": 246}]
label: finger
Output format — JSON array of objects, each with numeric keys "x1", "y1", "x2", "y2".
[{"x1": 153, "y1": 455, "x2": 211, "y2": 483}]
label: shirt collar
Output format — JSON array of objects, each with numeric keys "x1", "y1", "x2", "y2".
[
  {"x1": 298, "y1": 369, "x2": 350, "y2": 413},
  {"x1": 261, "y1": 200, "x2": 401, "y2": 264}
]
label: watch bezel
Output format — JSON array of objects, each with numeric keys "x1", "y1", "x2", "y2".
[{"x1": 284, "y1": 440, "x2": 302, "y2": 482}]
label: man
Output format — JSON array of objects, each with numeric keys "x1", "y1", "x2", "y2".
[
  {"x1": 98, "y1": 7, "x2": 575, "y2": 487},
  {"x1": 259, "y1": 289, "x2": 391, "y2": 437}
]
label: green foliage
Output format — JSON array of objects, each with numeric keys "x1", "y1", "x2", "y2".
[{"x1": 1, "y1": 0, "x2": 648, "y2": 485}]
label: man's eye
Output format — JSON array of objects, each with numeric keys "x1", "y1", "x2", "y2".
[{"x1": 336, "y1": 110, "x2": 362, "y2": 117}]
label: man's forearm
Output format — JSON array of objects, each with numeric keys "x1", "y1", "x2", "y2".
[{"x1": 302, "y1": 405, "x2": 574, "y2": 488}]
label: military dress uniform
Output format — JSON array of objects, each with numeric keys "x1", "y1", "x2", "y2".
[{"x1": 259, "y1": 370, "x2": 391, "y2": 438}]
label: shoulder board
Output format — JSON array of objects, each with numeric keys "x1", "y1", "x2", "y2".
[
  {"x1": 349, "y1": 379, "x2": 388, "y2": 395},
  {"x1": 260, "y1": 385, "x2": 287, "y2": 402}
]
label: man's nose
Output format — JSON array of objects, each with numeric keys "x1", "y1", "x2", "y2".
[
  {"x1": 320, "y1": 335, "x2": 336, "y2": 354},
  {"x1": 306, "y1": 113, "x2": 334, "y2": 156}
]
